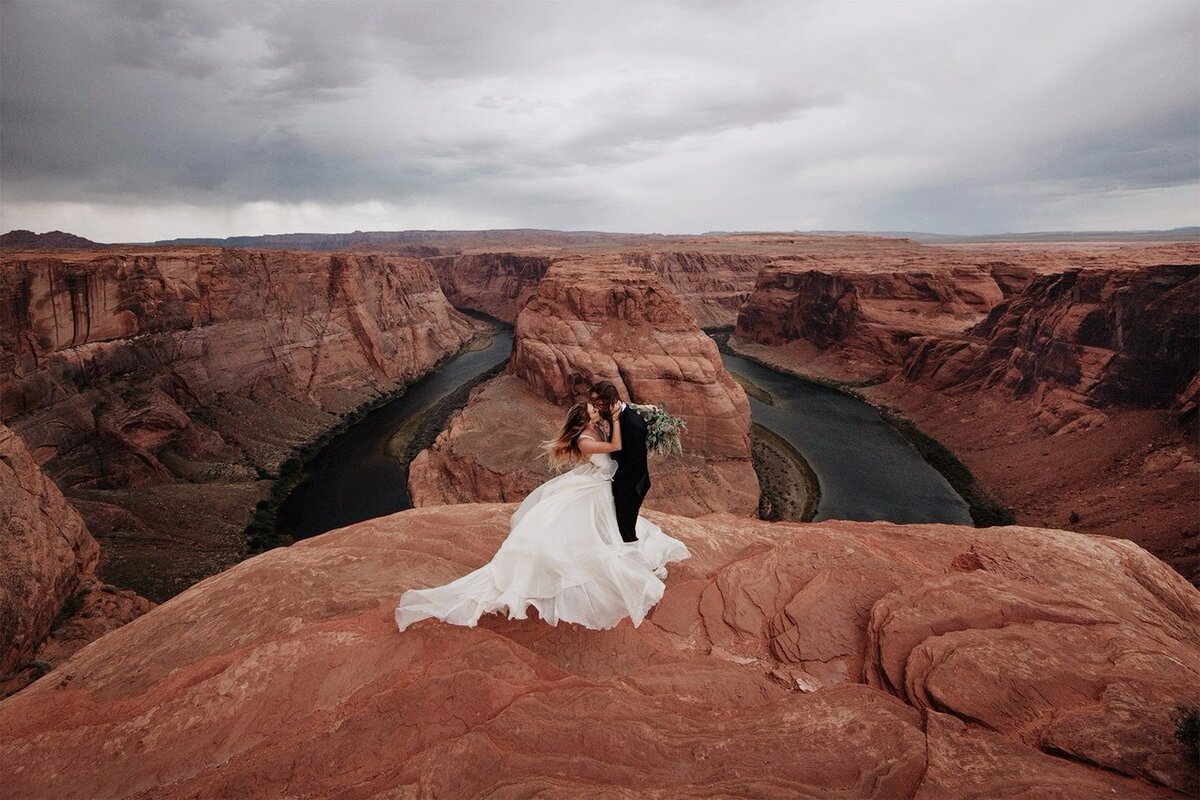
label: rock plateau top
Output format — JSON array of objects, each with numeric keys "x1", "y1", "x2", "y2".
[{"x1": 1, "y1": 503, "x2": 1196, "y2": 798}]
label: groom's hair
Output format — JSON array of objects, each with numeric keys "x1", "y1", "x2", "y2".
[{"x1": 589, "y1": 381, "x2": 620, "y2": 406}]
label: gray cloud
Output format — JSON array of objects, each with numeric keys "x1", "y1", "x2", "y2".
[{"x1": 1, "y1": 0, "x2": 1196, "y2": 240}]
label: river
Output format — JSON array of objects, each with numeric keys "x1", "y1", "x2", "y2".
[
  {"x1": 720, "y1": 350, "x2": 972, "y2": 525},
  {"x1": 278, "y1": 326, "x2": 971, "y2": 539},
  {"x1": 276, "y1": 327, "x2": 514, "y2": 539}
]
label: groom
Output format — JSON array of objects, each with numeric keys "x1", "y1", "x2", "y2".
[{"x1": 589, "y1": 381, "x2": 651, "y2": 543}]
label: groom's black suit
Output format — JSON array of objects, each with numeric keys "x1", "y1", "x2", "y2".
[{"x1": 610, "y1": 404, "x2": 651, "y2": 542}]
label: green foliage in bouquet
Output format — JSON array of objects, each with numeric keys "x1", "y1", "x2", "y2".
[{"x1": 641, "y1": 404, "x2": 687, "y2": 456}]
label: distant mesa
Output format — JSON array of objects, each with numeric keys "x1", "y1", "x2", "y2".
[
  {"x1": 0, "y1": 229, "x2": 104, "y2": 249},
  {"x1": 3, "y1": 226, "x2": 1195, "y2": 254}
]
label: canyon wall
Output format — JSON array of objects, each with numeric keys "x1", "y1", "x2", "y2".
[
  {"x1": 1, "y1": 503, "x2": 1194, "y2": 797},
  {"x1": 0, "y1": 423, "x2": 152, "y2": 695},
  {"x1": 410, "y1": 256, "x2": 760, "y2": 516},
  {"x1": 730, "y1": 243, "x2": 1200, "y2": 580},
  {"x1": 624, "y1": 251, "x2": 772, "y2": 328},
  {"x1": 903, "y1": 265, "x2": 1199, "y2": 428},
  {"x1": 1, "y1": 248, "x2": 482, "y2": 600},
  {"x1": 735, "y1": 261, "x2": 1020, "y2": 382},
  {"x1": 0, "y1": 423, "x2": 97, "y2": 675},
  {"x1": 429, "y1": 250, "x2": 771, "y2": 328},
  {"x1": 427, "y1": 253, "x2": 553, "y2": 322}
]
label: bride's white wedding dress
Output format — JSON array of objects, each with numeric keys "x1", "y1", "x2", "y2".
[{"x1": 395, "y1": 438, "x2": 690, "y2": 632}]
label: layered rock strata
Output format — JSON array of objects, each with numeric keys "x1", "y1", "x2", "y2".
[
  {"x1": 427, "y1": 253, "x2": 553, "y2": 322},
  {"x1": 0, "y1": 423, "x2": 151, "y2": 695},
  {"x1": 731, "y1": 248, "x2": 1200, "y2": 581},
  {"x1": 429, "y1": 250, "x2": 771, "y2": 329},
  {"x1": 411, "y1": 256, "x2": 760, "y2": 516},
  {"x1": 733, "y1": 242, "x2": 1198, "y2": 384},
  {"x1": 0, "y1": 423, "x2": 98, "y2": 675},
  {"x1": 735, "y1": 261, "x2": 1018, "y2": 382},
  {"x1": 903, "y1": 265, "x2": 1199, "y2": 426},
  {"x1": 1, "y1": 248, "x2": 482, "y2": 600},
  {"x1": 0, "y1": 504, "x2": 1194, "y2": 797},
  {"x1": 625, "y1": 251, "x2": 772, "y2": 328}
]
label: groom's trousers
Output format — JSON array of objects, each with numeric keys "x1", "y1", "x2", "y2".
[{"x1": 613, "y1": 473, "x2": 650, "y2": 543}]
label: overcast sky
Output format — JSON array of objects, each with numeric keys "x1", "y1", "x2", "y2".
[{"x1": 1, "y1": 0, "x2": 1197, "y2": 241}]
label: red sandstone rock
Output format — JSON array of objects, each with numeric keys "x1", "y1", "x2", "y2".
[
  {"x1": 735, "y1": 262, "x2": 1010, "y2": 382},
  {"x1": 0, "y1": 249, "x2": 483, "y2": 600},
  {"x1": 509, "y1": 257, "x2": 752, "y2": 459},
  {"x1": 429, "y1": 249, "x2": 770, "y2": 328},
  {"x1": 625, "y1": 251, "x2": 772, "y2": 328},
  {"x1": 0, "y1": 504, "x2": 1191, "y2": 797},
  {"x1": 409, "y1": 375, "x2": 761, "y2": 517},
  {"x1": 412, "y1": 256, "x2": 760, "y2": 516},
  {"x1": 0, "y1": 423, "x2": 152, "y2": 694},
  {"x1": 0, "y1": 423, "x2": 97, "y2": 674},
  {"x1": 733, "y1": 241, "x2": 1199, "y2": 384},
  {"x1": 905, "y1": 265, "x2": 1199, "y2": 428},
  {"x1": 428, "y1": 252, "x2": 552, "y2": 322},
  {"x1": 730, "y1": 244, "x2": 1200, "y2": 581}
]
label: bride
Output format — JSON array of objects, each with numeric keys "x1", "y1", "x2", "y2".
[{"x1": 395, "y1": 401, "x2": 690, "y2": 632}]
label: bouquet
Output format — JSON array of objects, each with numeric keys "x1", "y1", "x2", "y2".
[{"x1": 639, "y1": 404, "x2": 687, "y2": 457}]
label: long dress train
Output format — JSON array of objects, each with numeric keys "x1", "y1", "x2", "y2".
[{"x1": 395, "y1": 445, "x2": 689, "y2": 631}]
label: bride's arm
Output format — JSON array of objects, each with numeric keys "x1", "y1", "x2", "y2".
[
  {"x1": 578, "y1": 435, "x2": 621, "y2": 455},
  {"x1": 577, "y1": 417, "x2": 622, "y2": 455}
]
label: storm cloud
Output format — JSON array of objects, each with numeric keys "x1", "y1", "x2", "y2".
[{"x1": 1, "y1": 0, "x2": 1196, "y2": 240}]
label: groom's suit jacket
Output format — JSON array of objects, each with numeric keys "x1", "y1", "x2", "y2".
[{"x1": 611, "y1": 404, "x2": 651, "y2": 497}]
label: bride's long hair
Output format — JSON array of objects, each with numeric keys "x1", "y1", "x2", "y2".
[{"x1": 542, "y1": 402, "x2": 595, "y2": 470}]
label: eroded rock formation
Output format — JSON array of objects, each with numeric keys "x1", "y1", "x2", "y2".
[
  {"x1": 428, "y1": 252, "x2": 553, "y2": 322},
  {"x1": 411, "y1": 256, "x2": 760, "y2": 516},
  {"x1": 904, "y1": 265, "x2": 1199, "y2": 431},
  {"x1": 429, "y1": 250, "x2": 770, "y2": 329},
  {"x1": 730, "y1": 244, "x2": 1200, "y2": 581},
  {"x1": 625, "y1": 251, "x2": 772, "y2": 328},
  {"x1": 735, "y1": 261, "x2": 1016, "y2": 382},
  {"x1": 0, "y1": 423, "x2": 151, "y2": 695},
  {"x1": 1, "y1": 248, "x2": 482, "y2": 600},
  {"x1": 1, "y1": 504, "x2": 1193, "y2": 797},
  {"x1": 0, "y1": 423, "x2": 97, "y2": 675}
]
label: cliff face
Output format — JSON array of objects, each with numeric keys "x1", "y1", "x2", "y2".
[
  {"x1": 1, "y1": 248, "x2": 481, "y2": 600},
  {"x1": 729, "y1": 246, "x2": 1200, "y2": 581},
  {"x1": 0, "y1": 423, "x2": 151, "y2": 693},
  {"x1": 427, "y1": 253, "x2": 553, "y2": 322},
  {"x1": 0, "y1": 423, "x2": 97, "y2": 674},
  {"x1": 411, "y1": 256, "x2": 759, "y2": 516},
  {"x1": 429, "y1": 250, "x2": 771, "y2": 329},
  {"x1": 734, "y1": 262, "x2": 1019, "y2": 382},
  {"x1": 1, "y1": 504, "x2": 1194, "y2": 797},
  {"x1": 624, "y1": 251, "x2": 772, "y2": 328},
  {"x1": 905, "y1": 265, "x2": 1200, "y2": 429},
  {"x1": 2, "y1": 249, "x2": 476, "y2": 418}
]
